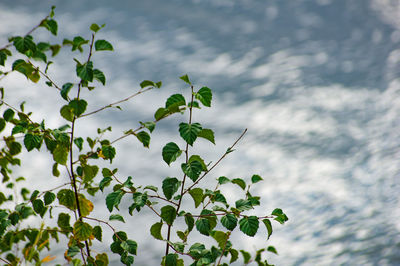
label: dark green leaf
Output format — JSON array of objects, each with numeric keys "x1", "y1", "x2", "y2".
[
  {"x1": 221, "y1": 213, "x2": 237, "y2": 231},
  {"x1": 102, "y1": 145, "x2": 116, "y2": 162},
  {"x1": 240, "y1": 250, "x2": 251, "y2": 264},
  {"x1": 165, "y1": 253, "x2": 178, "y2": 266},
  {"x1": 162, "y1": 177, "x2": 180, "y2": 200},
  {"x1": 76, "y1": 61, "x2": 93, "y2": 81},
  {"x1": 69, "y1": 99, "x2": 87, "y2": 116},
  {"x1": 99, "y1": 177, "x2": 112, "y2": 192},
  {"x1": 13, "y1": 36, "x2": 36, "y2": 54},
  {"x1": 185, "y1": 213, "x2": 194, "y2": 232},
  {"x1": 124, "y1": 240, "x2": 137, "y2": 255},
  {"x1": 74, "y1": 137, "x2": 83, "y2": 151},
  {"x1": 41, "y1": 19, "x2": 58, "y2": 35},
  {"x1": 140, "y1": 80, "x2": 155, "y2": 88},
  {"x1": 235, "y1": 199, "x2": 253, "y2": 211},
  {"x1": 24, "y1": 134, "x2": 41, "y2": 151},
  {"x1": 165, "y1": 94, "x2": 186, "y2": 111},
  {"x1": 44, "y1": 191, "x2": 56, "y2": 205},
  {"x1": 135, "y1": 131, "x2": 150, "y2": 148},
  {"x1": 139, "y1": 121, "x2": 156, "y2": 133},
  {"x1": 239, "y1": 216, "x2": 259, "y2": 237},
  {"x1": 95, "y1": 40, "x2": 114, "y2": 51},
  {"x1": 267, "y1": 246, "x2": 278, "y2": 255},
  {"x1": 188, "y1": 155, "x2": 207, "y2": 171},
  {"x1": 109, "y1": 214, "x2": 125, "y2": 223},
  {"x1": 195, "y1": 218, "x2": 210, "y2": 236},
  {"x1": 93, "y1": 69, "x2": 106, "y2": 85},
  {"x1": 160, "y1": 205, "x2": 176, "y2": 225},
  {"x1": 93, "y1": 225, "x2": 102, "y2": 241},
  {"x1": 57, "y1": 189, "x2": 76, "y2": 210},
  {"x1": 106, "y1": 190, "x2": 124, "y2": 212},
  {"x1": 181, "y1": 160, "x2": 202, "y2": 182},
  {"x1": 251, "y1": 174, "x2": 263, "y2": 183},
  {"x1": 154, "y1": 107, "x2": 169, "y2": 120},
  {"x1": 178, "y1": 122, "x2": 202, "y2": 146},
  {"x1": 150, "y1": 222, "x2": 163, "y2": 240},
  {"x1": 162, "y1": 142, "x2": 182, "y2": 165},
  {"x1": 197, "y1": 128, "x2": 215, "y2": 144},
  {"x1": 231, "y1": 178, "x2": 246, "y2": 190},
  {"x1": 3, "y1": 108, "x2": 15, "y2": 121},
  {"x1": 195, "y1": 87, "x2": 212, "y2": 107},
  {"x1": 0, "y1": 118, "x2": 6, "y2": 132},
  {"x1": 67, "y1": 246, "x2": 80, "y2": 257},
  {"x1": 230, "y1": 249, "x2": 239, "y2": 263},
  {"x1": 188, "y1": 188, "x2": 203, "y2": 208},
  {"x1": 32, "y1": 199, "x2": 45, "y2": 216},
  {"x1": 262, "y1": 219, "x2": 273, "y2": 239},
  {"x1": 73, "y1": 220, "x2": 92, "y2": 241}
]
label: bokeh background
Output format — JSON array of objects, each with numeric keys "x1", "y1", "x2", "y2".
[{"x1": 1, "y1": 0, "x2": 400, "y2": 265}]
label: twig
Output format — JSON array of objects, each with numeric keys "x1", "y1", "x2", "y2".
[
  {"x1": 183, "y1": 128, "x2": 247, "y2": 195},
  {"x1": 148, "y1": 194, "x2": 179, "y2": 206}
]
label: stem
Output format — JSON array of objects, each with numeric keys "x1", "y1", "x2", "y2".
[
  {"x1": 216, "y1": 231, "x2": 231, "y2": 266},
  {"x1": 183, "y1": 128, "x2": 247, "y2": 195}
]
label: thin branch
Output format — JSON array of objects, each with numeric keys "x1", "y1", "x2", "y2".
[
  {"x1": 148, "y1": 194, "x2": 179, "y2": 206},
  {"x1": 28, "y1": 60, "x2": 62, "y2": 91},
  {"x1": 183, "y1": 128, "x2": 248, "y2": 195},
  {"x1": 80, "y1": 87, "x2": 153, "y2": 118},
  {"x1": 216, "y1": 231, "x2": 231, "y2": 266},
  {"x1": 146, "y1": 203, "x2": 161, "y2": 218}
]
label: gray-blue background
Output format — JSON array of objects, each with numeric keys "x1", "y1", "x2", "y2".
[{"x1": 1, "y1": 0, "x2": 400, "y2": 265}]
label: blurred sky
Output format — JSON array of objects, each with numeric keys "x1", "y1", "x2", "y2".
[{"x1": 1, "y1": 0, "x2": 400, "y2": 265}]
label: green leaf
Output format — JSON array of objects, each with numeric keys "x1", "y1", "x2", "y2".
[
  {"x1": 73, "y1": 220, "x2": 93, "y2": 241},
  {"x1": 271, "y1": 208, "x2": 289, "y2": 224},
  {"x1": 52, "y1": 163, "x2": 60, "y2": 177},
  {"x1": 124, "y1": 240, "x2": 138, "y2": 255},
  {"x1": 9, "y1": 142, "x2": 22, "y2": 155},
  {"x1": 188, "y1": 155, "x2": 207, "y2": 171},
  {"x1": 239, "y1": 216, "x2": 259, "y2": 237},
  {"x1": 160, "y1": 205, "x2": 176, "y2": 225},
  {"x1": 165, "y1": 94, "x2": 186, "y2": 112},
  {"x1": 162, "y1": 177, "x2": 180, "y2": 200},
  {"x1": 99, "y1": 177, "x2": 112, "y2": 192},
  {"x1": 162, "y1": 142, "x2": 182, "y2": 165},
  {"x1": 13, "y1": 36, "x2": 36, "y2": 54},
  {"x1": 32, "y1": 199, "x2": 46, "y2": 217},
  {"x1": 41, "y1": 19, "x2": 58, "y2": 35},
  {"x1": 231, "y1": 178, "x2": 246, "y2": 190},
  {"x1": 195, "y1": 87, "x2": 212, "y2": 107},
  {"x1": 109, "y1": 214, "x2": 125, "y2": 223},
  {"x1": 140, "y1": 80, "x2": 155, "y2": 88},
  {"x1": 181, "y1": 160, "x2": 202, "y2": 182},
  {"x1": 143, "y1": 185, "x2": 158, "y2": 192},
  {"x1": 195, "y1": 218, "x2": 210, "y2": 236},
  {"x1": 106, "y1": 190, "x2": 124, "y2": 212},
  {"x1": 178, "y1": 122, "x2": 202, "y2": 146},
  {"x1": 83, "y1": 164, "x2": 99, "y2": 183},
  {"x1": 24, "y1": 134, "x2": 41, "y2": 151},
  {"x1": 0, "y1": 49, "x2": 11, "y2": 66},
  {"x1": 102, "y1": 145, "x2": 116, "y2": 162},
  {"x1": 188, "y1": 188, "x2": 203, "y2": 208},
  {"x1": 93, "y1": 69, "x2": 106, "y2": 85},
  {"x1": 251, "y1": 174, "x2": 263, "y2": 183},
  {"x1": 95, "y1": 40, "x2": 114, "y2": 51},
  {"x1": 3, "y1": 108, "x2": 14, "y2": 121},
  {"x1": 0, "y1": 119, "x2": 6, "y2": 132},
  {"x1": 90, "y1": 23, "x2": 101, "y2": 32},
  {"x1": 79, "y1": 196, "x2": 94, "y2": 216},
  {"x1": 185, "y1": 213, "x2": 194, "y2": 232},
  {"x1": 240, "y1": 250, "x2": 251, "y2": 264},
  {"x1": 74, "y1": 137, "x2": 83, "y2": 151},
  {"x1": 139, "y1": 121, "x2": 156, "y2": 133},
  {"x1": 53, "y1": 144, "x2": 69, "y2": 165},
  {"x1": 93, "y1": 225, "x2": 102, "y2": 241},
  {"x1": 221, "y1": 213, "x2": 237, "y2": 231},
  {"x1": 67, "y1": 246, "x2": 80, "y2": 257},
  {"x1": 267, "y1": 246, "x2": 278, "y2": 255},
  {"x1": 57, "y1": 213, "x2": 72, "y2": 231},
  {"x1": 180, "y1": 74, "x2": 191, "y2": 85},
  {"x1": 60, "y1": 105, "x2": 74, "y2": 122},
  {"x1": 44, "y1": 191, "x2": 56, "y2": 205},
  {"x1": 229, "y1": 249, "x2": 239, "y2": 263},
  {"x1": 69, "y1": 99, "x2": 87, "y2": 116},
  {"x1": 165, "y1": 253, "x2": 179, "y2": 266},
  {"x1": 154, "y1": 107, "x2": 169, "y2": 120},
  {"x1": 211, "y1": 231, "x2": 229, "y2": 249},
  {"x1": 235, "y1": 199, "x2": 253, "y2": 211},
  {"x1": 262, "y1": 219, "x2": 273, "y2": 239},
  {"x1": 57, "y1": 189, "x2": 76, "y2": 210},
  {"x1": 197, "y1": 128, "x2": 215, "y2": 144},
  {"x1": 76, "y1": 61, "x2": 93, "y2": 81},
  {"x1": 135, "y1": 131, "x2": 150, "y2": 148},
  {"x1": 150, "y1": 222, "x2": 163, "y2": 240}
]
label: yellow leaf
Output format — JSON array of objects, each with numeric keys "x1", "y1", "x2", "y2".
[
  {"x1": 98, "y1": 150, "x2": 106, "y2": 159},
  {"x1": 41, "y1": 255, "x2": 56, "y2": 263}
]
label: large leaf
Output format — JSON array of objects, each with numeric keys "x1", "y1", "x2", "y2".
[
  {"x1": 221, "y1": 213, "x2": 237, "y2": 231},
  {"x1": 211, "y1": 231, "x2": 229, "y2": 249},
  {"x1": 178, "y1": 122, "x2": 202, "y2": 146},
  {"x1": 165, "y1": 94, "x2": 186, "y2": 112},
  {"x1": 76, "y1": 61, "x2": 93, "y2": 81},
  {"x1": 181, "y1": 160, "x2": 202, "y2": 182},
  {"x1": 24, "y1": 134, "x2": 41, "y2": 151},
  {"x1": 185, "y1": 213, "x2": 194, "y2": 232},
  {"x1": 105, "y1": 190, "x2": 125, "y2": 212},
  {"x1": 188, "y1": 188, "x2": 203, "y2": 208},
  {"x1": 162, "y1": 177, "x2": 181, "y2": 200},
  {"x1": 162, "y1": 142, "x2": 182, "y2": 165},
  {"x1": 57, "y1": 189, "x2": 76, "y2": 210},
  {"x1": 239, "y1": 216, "x2": 259, "y2": 237},
  {"x1": 262, "y1": 219, "x2": 273, "y2": 239},
  {"x1": 197, "y1": 128, "x2": 215, "y2": 144},
  {"x1": 79, "y1": 196, "x2": 94, "y2": 217},
  {"x1": 73, "y1": 220, "x2": 93, "y2": 241},
  {"x1": 150, "y1": 222, "x2": 163, "y2": 240},
  {"x1": 13, "y1": 35, "x2": 36, "y2": 54},
  {"x1": 93, "y1": 69, "x2": 106, "y2": 85},
  {"x1": 60, "y1": 105, "x2": 74, "y2": 122},
  {"x1": 53, "y1": 144, "x2": 69, "y2": 165},
  {"x1": 135, "y1": 131, "x2": 150, "y2": 148},
  {"x1": 69, "y1": 99, "x2": 87, "y2": 117},
  {"x1": 160, "y1": 205, "x2": 176, "y2": 225},
  {"x1": 195, "y1": 87, "x2": 212, "y2": 107},
  {"x1": 195, "y1": 218, "x2": 210, "y2": 236},
  {"x1": 44, "y1": 192, "x2": 56, "y2": 205}
]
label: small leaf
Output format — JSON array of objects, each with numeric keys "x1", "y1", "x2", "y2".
[
  {"x1": 231, "y1": 178, "x2": 246, "y2": 190},
  {"x1": 162, "y1": 177, "x2": 181, "y2": 200},
  {"x1": 165, "y1": 94, "x2": 186, "y2": 112},
  {"x1": 240, "y1": 250, "x2": 251, "y2": 264},
  {"x1": 180, "y1": 74, "x2": 191, "y2": 85},
  {"x1": 60, "y1": 105, "x2": 74, "y2": 122},
  {"x1": 135, "y1": 131, "x2": 150, "y2": 148},
  {"x1": 181, "y1": 160, "x2": 202, "y2": 182},
  {"x1": 74, "y1": 137, "x2": 83, "y2": 151},
  {"x1": 221, "y1": 213, "x2": 237, "y2": 231},
  {"x1": 58, "y1": 213, "x2": 72, "y2": 231},
  {"x1": 57, "y1": 189, "x2": 76, "y2": 210},
  {"x1": 95, "y1": 40, "x2": 114, "y2": 51},
  {"x1": 93, "y1": 225, "x2": 102, "y2": 241},
  {"x1": 69, "y1": 99, "x2": 87, "y2": 116},
  {"x1": 109, "y1": 214, "x2": 125, "y2": 223},
  {"x1": 239, "y1": 216, "x2": 259, "y2": 237},
  {"x1": 218, "y1": 176, "x2": 230, "y2": 185},
  {"x1": 211, "y1": 231, "x2": 229, "y2": 249},
  {"x1": 185, "y1": 213, "x2": 194, "y2": 232},
  {"x1": 99, "y1": 177, "x2": 112, "y2": 192},
  {"x1": 235, "y1": 199, "x2": 253, "y2": 211},
  {"x1": 140, "y1": 80, "x2": 155, "y2": 88},
  {"x1": 79, "y1": 196, "x2": 94, "y2": 216},
  {"x1": 161, "y1": 205, "x2": 176, "y2": 225},
  {"x1": 53, "y1": 145, "x2": 68, "y2": 165},
  {"x1": 90, "y1": 23, "x2": 101, "y2": 32},
  {"x1": 188, "y1": 188, "x2": 203, "y2": 208},
  {"x1": 188, "y1": 155, "x2": 207, "y2": 171},
  {"x1": 267, "y1": 246, "x2": 278, "y2": 255},
  {"x1": 67, "y1": 246, "x2": 80, "y2": 257},
  {"x1": 150, "y1": 222, "x2": 163, "y2": 240},
  {"x1": 3, "y1": 108, "x2": 15, "y2": 121},
  {"x1": 24, "y1": 134, "x2": 41, "y2": 151},
  {"x1": 195, "y1": 218, "x2": 210, "y2": 236},
  {"x1": 106, "y1": 190, "x2": 125, "y2": 212},
  {"x1": 140, "y1": 121, "x2": 156, "y2": 133},
  {"x1": 263, "y1": 219, "x2": 273, "y2": 239},
  {"x1": 93, "y1": 69, "x2": 106, "y2": 85},
  {"x1": 73, "y1": 220, "x2": 93, "y2": 241},
  {"x1": 251, "y1": 174, "x2": 263, "y2": 183},
  {"x1": 230, "y1": 249, "x2": 239, "y2": 263},
  {"x1": 195, "y1": 87, "x2": 212, "y2": 107},
  {"x1": 154, "y1": 107, "x2": 169, "y2": 120},
  {"x1": 162, "y1": 142, "x2": 182, "y2": 165},
  {"x1": 197, "y1": 128, "x2": 215, "y2": 144},
  {"x1": 76, "y1": 61, "x2": 93, "y2": 81},
  {"x1": 44, "y1": 191, "x2": 56, "y2": 205},
  {"x1": 179, "y1": 122, "x2": 202, "y2": 146}
]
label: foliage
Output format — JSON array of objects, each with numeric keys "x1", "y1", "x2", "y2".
[{"x1": 0, "y1": 6, "x2": 288, "y2": 266}]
